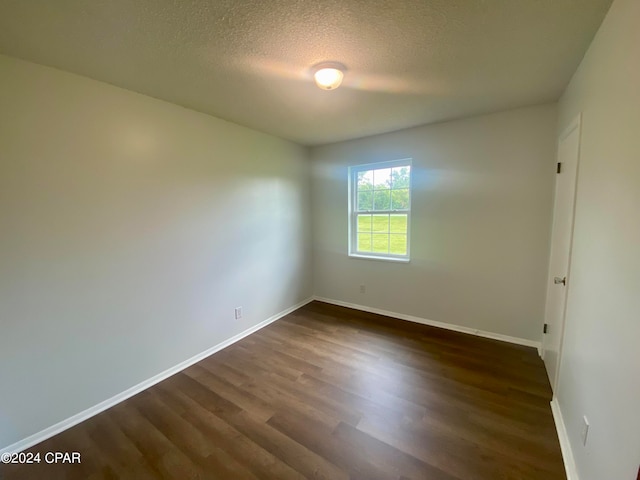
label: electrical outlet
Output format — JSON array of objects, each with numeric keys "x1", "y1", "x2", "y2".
[
  {"x1": 580, "y1": 416, "x2": 590, "y2": 446},
  {"x1": 359, "y1": 284, "x2": 366, "y2": 294},
  {"x1": 234, "y1": 307, "x2": 242, "y2": 320}
]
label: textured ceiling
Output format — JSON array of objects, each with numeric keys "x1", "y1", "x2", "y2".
[{"x1": 0, "y1": 0, "x2": 612, "y2": 146}]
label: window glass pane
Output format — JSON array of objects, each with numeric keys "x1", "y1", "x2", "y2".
[
  {"x1": 373, "y1": 189, "x2": 391, "y2": 210},
  {"x1": 391, "y1": 188, "x2": 409, "y2": 210},
  {"x1": 372, "y1": 214, "x2": 389, "y2": 233},
  {"x1": 358, "y1": 233, "x2": 372, "y2": 252},
  {"x1": 373, "y1": 168, "x2": 391, "y2": 189},
  {"x1": 391, "y1": 166, "x2": 411, "y2": 189},
  {"x1": 357, "y1": 191, "x2": 373, "y2": 211},
  {"x1": 357, "y1": 214, "x2": 372, "y2": 232},
  {"x1": 372, "y1": 234, "x2": 390, "y2": 253},
  {"x1": 390, "y1": 214, "x2": 407, "y2": 233},
  {"x1": 390, "y1": 234, "x2": 407, "y2": 255},
  {"x1": 358, "y1": 170, "x2": 373, "y2": 188}
]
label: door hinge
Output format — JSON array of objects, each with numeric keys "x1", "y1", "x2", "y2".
[
  {"x1": 557, "y1": 162, "x2": 562, "y2": 174},
  {"x1": 543, "y1": 323, "x2": 549, "y2": 334}
]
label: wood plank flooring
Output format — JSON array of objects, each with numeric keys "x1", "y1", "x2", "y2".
[{"x1": 0, "y1": 301, "x2": 566, "y2": 479}]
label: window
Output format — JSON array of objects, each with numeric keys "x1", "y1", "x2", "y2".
[{"x1": 348, "y1": 159, "x2": 412, "y2": 261}]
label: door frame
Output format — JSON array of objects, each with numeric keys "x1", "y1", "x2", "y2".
[{"x1": 542, "y1": 113, "x2": 582, "y2": 393}]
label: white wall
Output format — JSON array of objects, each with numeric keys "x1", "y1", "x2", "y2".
[
  {"x1": 0, "y1": 54, "x2": 312, "y2": 450},
  {"x1": 311, "y1": 105, "x2": 557, "y2": 342},
  {"x1": 555, "y1": 0, "x2": 640, "y2": 478}
]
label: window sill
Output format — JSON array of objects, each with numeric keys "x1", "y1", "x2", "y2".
[{"x1": 348, "y1": 253, "x2": 410, "y2": 263}]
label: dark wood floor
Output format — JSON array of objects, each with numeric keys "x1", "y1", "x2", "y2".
[{"x1": 1, "y1": 301, "x2": 565, "y2": 479}]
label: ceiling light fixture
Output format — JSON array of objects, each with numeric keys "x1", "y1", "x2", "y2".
[{"x1": 313, "y1": 62, "x2": 345, "y2": 90}]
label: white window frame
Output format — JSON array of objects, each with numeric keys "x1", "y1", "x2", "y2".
[{"x1": 348, "y1": 158, "x2": 412, "y2": 262}]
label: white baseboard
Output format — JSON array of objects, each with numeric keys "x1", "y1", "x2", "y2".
[
  {"x1": 0, "y1": 297, "x2": 314, "y2": 455},
  {"x1": 313, "y1": 296, "x2": 541, "y2": 350},
  {"x1": 551, "y1": 397, "x2": 579, "y2": 480}
]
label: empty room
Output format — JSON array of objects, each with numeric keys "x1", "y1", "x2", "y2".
[{"x1": 1, "y1": 1, "x2": 638, "y2": 479}]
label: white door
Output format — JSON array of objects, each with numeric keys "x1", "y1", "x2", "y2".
[{"x1": 542, "y1": 115, "x2": 581, "y2": 392}]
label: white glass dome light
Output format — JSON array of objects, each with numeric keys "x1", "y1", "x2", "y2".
[{"x1": 313, "y1": 62, "x2": 345, "y2": 90}]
